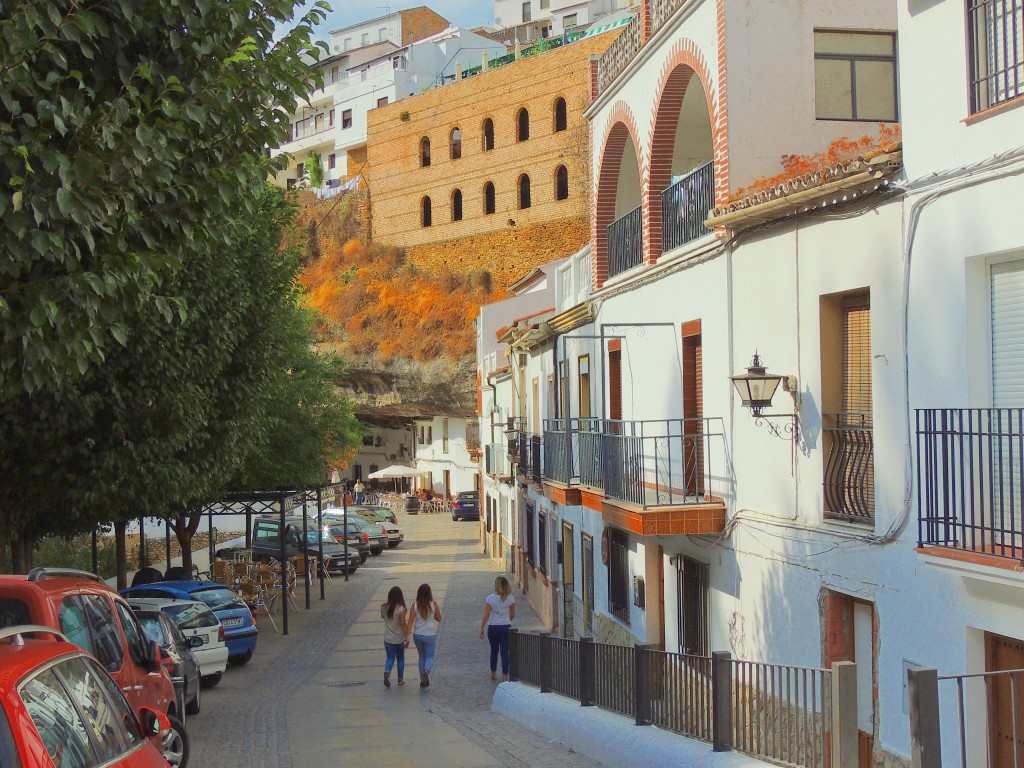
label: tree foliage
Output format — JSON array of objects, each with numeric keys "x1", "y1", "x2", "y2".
[{"x1": 0, "y1": 0, "x2": 329, "y2": 395}]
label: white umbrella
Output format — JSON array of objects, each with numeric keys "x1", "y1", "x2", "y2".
[{"x1": 368, "y1": 464, "x2": 428, "y2": 479}]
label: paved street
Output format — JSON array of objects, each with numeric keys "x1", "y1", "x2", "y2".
[{"x1": 188, "y1": 511, "x2": 603, "y2": 768}]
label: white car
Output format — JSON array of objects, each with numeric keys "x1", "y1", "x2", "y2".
[{"x1": 128, "y1": 597, "x2": 229, "y2": 687}]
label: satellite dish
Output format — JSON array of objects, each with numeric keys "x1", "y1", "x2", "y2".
[{"x1": 495, "y1": 16, "x2": 502, "y2": 25}]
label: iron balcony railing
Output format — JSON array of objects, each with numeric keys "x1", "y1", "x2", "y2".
[
  {"x1": 543, "y1": 417, "x2": 602, "y2": 486},
  {"x1": 607, "y1": 205, "x2": 643, "y2": 279},
  {"x1": 603, "y1": 418, "x2": 722, "y2": 508},
  {"x1": 661, "y1": 161, "x2": 714, "y2": 253},
  {"x1": 516, "y1": 433, "x2": 543, "y2": 483},
  {"x1": 916, "y1": 408, "x2": 1024, "y2": 561},
  {"x1": 822, "y1": 412, "x2": 874, "y2": 523},
  {"x1": 510, "y1": 631, "x2": 837, "y2": 767}
]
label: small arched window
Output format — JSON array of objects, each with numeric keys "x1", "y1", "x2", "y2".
[
  {"x1": 555, "y1": 165, "x2": 569, "y2": 200},
  {"x1": 483, "y1": 182, "x2": 496, "y2": 215},
  {"x1": 452, "y1": 189, "x2": 463, "y2": 221},
  {"x1": 482, "y1": 118, "x2": 494, "y2": 151},
  {"x1": 553, "y1": 97, "x2": 567, "y2": 132},
  {"x1": 421, "y1": 196, "x2": 432, "y2": 227},
  {"x1": 420, "y1": 137, "x2": 431, "y2": 167},
  {"x1": 518, "y1": 174, "x2": 531, "y2": 209},
  {"x1": 516, "y1": 108, "x2": 530, "y2": 142},
  {"x1": 450, "y1": 127, "x2": 462, "y2": 160}
]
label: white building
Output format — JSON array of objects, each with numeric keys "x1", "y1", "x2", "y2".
[
  {"x1": 272, "y1": 9, "x2": 506, "y2": 190},
  {"x1": 492, "y1": 0, "x2": 633, "y2": 44},
  {"x1": 342, "y1": 425, "x2": 414, "y2": 488},
  {"x1": 479, "y1": 0, "x2": 1024, "y2": 765},
  {"x1": 411, "y1": 416, "x2": 479, "y2": 499}
]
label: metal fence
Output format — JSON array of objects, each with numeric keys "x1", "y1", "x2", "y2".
[
  {"x1": 823, "y1": 411, "x2": 874, "y2": 522},
  {"x1": 661, "y1": 162, "x2": 714, "y2": 253},
  {"x1": 607, "y1": 206, "x2": 643, "y2": 279},
  {"x1": 917, "y1": 408, "x2": 1024, "y2": 560},
  {"x1": 509, "y1": 631, "x2": 846, "y2": 767},
  {"x1": 731, "y1": 659, "x2": 832, "y2": 768}
]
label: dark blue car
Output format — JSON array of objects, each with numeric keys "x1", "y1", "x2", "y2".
[
  {"x1": 451, "y1": 491, "x2": 480, "y2": 521},
  {"x1": 121, "y1": 580, "x2": 258, "y2": 665}
]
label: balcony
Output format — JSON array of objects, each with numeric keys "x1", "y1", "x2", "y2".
[
  {"x1": 823, "y1": 412, "x2": 874, "y2": 523},
  {"x1": 517, "y1": 433, "x2": 543, "y2": 484},
  {"x1": 607, "y1": 206, "x2": 643, "y2": 279},
  {"x1": 917, "y1": 408, "x2": 1024, "y2": 566},
  {"x1": 661, "y1": 162, "x2": 714, "y2": 253},
  {"x1": 542, "y1": 418, "x2": 726, "y2": 535}
]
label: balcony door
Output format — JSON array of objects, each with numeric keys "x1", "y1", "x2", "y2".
[
  {"x1": 682, "y1": 321, "x2": 703, "y2": 499},
  {"x1": 608, "y1": 344, "x2": 622, "y2": 421},
  {"x1": 986, "y1": 631, "x2": 1024, "y2": 768}
]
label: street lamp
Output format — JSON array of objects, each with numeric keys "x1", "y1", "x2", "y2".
[{"x1": 730, "y1": 353, "x2": 784, "y2": 417}]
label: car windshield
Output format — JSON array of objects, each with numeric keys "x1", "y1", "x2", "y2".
[
  {"x1": 160, "y1": 602, "x2": 218, "y2": 630},
  {"x1": 458, "y1": 492, "x2": 479, "y2": 500},
  {"x1": 136, "y1": 613, "x2": 169, "y2": 645},
  {"x1": 190, "y1": 587, "x2": 243, "y2": 611}
]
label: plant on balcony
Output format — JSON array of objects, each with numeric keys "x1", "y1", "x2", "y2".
[{"x1": 306, "y1": 152, "x2": 324, "y2": 188}]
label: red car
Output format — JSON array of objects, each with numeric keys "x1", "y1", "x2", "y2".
[
  {"x1": 0, "y1": 625, "x2": 172, "y2": 767},
  {"x1": 0, "y1": 568, "x2": 187, "y2": 766}
]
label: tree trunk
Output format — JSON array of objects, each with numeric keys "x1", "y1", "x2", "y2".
[
  {"x1": 114, "y1": 521, "x2": 128, "y2": 590},
  {"x1": 0, "y1": 505, "x2": 10, "y2": 574}
]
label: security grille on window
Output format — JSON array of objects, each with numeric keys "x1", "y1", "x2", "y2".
[
  {"x1": 814, "y1": 30, "x2": 898, "y2": 121},
  {"x1": 538, "y1": 512, "x2": 547, "y2": 573},
  {"x1": 968, "y1": 0, "x2": 1024, "y2": 112},
  {"x1": 607, "y1": 529, "x2": 630, "y2": 623},
  {"x1": 342, "y1": 109, "x2": 353, "y2": 129},
  {"x1": 676, "y1": 556, "x2": 710, "y2": 655},
  {"x1": 525, "y1": 502, "x2": 536, "y2": 565}
]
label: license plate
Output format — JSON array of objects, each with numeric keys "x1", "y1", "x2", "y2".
[{"x1": 223, "y1": 617, "x2": 243, "y2": 628}]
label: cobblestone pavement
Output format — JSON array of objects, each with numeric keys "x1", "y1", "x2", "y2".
[{"x1": 187, "y1": 511, "x2": 604, "y2": 768}]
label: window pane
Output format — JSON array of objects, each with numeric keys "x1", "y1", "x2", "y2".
[
  {"x1": 115, "y1": 602, "x2": 149, "y2": 669},
  {"x1": 20, "y1": 667, "x2": 96, "y2": 768},
  {"x1": 81, "y1": 595, "x2": 124, "y2": 672},
  {"x1": 60, "y1": 655, "x2": 137, "y2": 760},
  {"x1": 815, "y1": 59, "x2": 853, "y2": 119},
  {"x1": 815, "y1": 31, "x2": 893, "y2": 56},
  {"x1": 855, "y1": 60, "x2": 897, "y2": 120}
]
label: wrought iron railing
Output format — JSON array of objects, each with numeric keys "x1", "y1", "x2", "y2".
[
  {"x1": 543, "y1": 417, "x2": 602, "y2": 486},
  {"x1": 823, "y1": 412, "x2": 874, "y2": 522},
  {"x1": 579, "y1": 420, "x2": 604, "y2": 489},
  {"x1": 510, "y1": 631, "x2": 838, "y2": 767},
  {"x1": 916, "y1": 408, "x2": 1024, "y2": 561},
  {"x1": 530, "y1": 434, "x2": 542, "y2": 481},
  {"x1": 661, "y1": 162, "x2": 714, "y2": 253},
  {"x1": 602, "y1": 418, "x2": 722, "y2": 508},
  {"x1": 543, "y1": 423, "x2": 570, "y2": 484},
  {"x1": 607, "y1": 206, "x2": 643, "y2": 279}
]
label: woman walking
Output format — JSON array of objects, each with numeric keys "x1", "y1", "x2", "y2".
[
  {"x1": 479, "y1": 575, "x2": 516, "y2": 681},
  {"x1": 407, "y1": 583, "x2": 442, "y2": 687},
  {"x1": 381, "y1": 586, "x2": 409, "y2": 687}
]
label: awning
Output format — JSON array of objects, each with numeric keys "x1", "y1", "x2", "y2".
[
  {"x1": 368, "y1": 464, "x2": 429, "y2": 479},
  {"x1": 583, "y1": 11, "x2": 635, "y2": 38}
]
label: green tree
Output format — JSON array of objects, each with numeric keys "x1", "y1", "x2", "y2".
[
  {"x1": 0, "y1": 0, "x2": 329, "y2": 395},
  {"x1": 306, "y1": 151, "x2": 324, "y2": 189}
]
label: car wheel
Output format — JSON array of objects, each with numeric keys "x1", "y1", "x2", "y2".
[
  {"x1": 185, "y1": 683, "x2": 201, "y2": 715},
  {"x1": 229, "y1": 650, "x2": 253, "y2": 666},
  {"x1": 200, "y1": 672, "x2": 222, "y2": 689},
  {"x1": 162, "y1": 714, "x2": 190, "y2": 768}
]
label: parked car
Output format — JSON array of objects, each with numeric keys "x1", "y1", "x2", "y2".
[
  {"x1": 321, "y1": 521, "x2": 370, "y2": 562},
  {"x1": 322, "y1": 513, "x2": 388, "y2": 556},
  {"x1": 0, "y1": 568, "x2": 188, "y2": 767},
  {"x1": 451, "y1": 490, "x2": 481, "y2": 521},
  {"x1": 121, "y1": 581, "x2": 257, "y2": 666},
  {"x1": 246, "y1": 514, "x2": 360, "y2": 575},
  {"x1": 0, "y1": 625, "x2": 174, "y2": 768},
  {"x1": 133, "y1": 608, "x2": 202, "y2": 717},
  {"x1": 127, "y1": 597, "x2": 228, "y2": 687},
  {"x1": 338, "y1": 507, "x2": 404, "y2": 547}
]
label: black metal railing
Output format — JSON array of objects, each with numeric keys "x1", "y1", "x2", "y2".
[
  {"x1": 823, "y1": 412, "x2": 874, "y2": 522},
  {"x1": 531, "y1": 434, "x2": 542, "y2": 481},
  {"x1": 544, "y1": 422, "x2": 570, "y2": 484},
  {"x1": 517, "y1": 432, "x2": 529, "y2": 470},
  {"x1": 602, "y1": 418, "x2": 722, "y2": 508},
  {"x1": 543, "y1": 417, "x2": 602, "y2": 487},
  {"x1": 661, "y1": 161, "x2": 714, "y2": 253},
  {"x1": 509, "y1": 631, "x2": 835, "y2": 766},
  {"x1": 579, "y1": 420, "x2": 604, "y2": 489},
  {"x1": 917, "y1": 408, "x2": 1024, "y2": 561},
  {"x1": 968, "y1": 0, "x2": 1024, "y2": 114},
  {"x1": 607, "y1": 206, "x2": 643, "y2": 279}
]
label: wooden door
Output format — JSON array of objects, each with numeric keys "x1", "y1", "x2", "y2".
[
  {"x1": 987, "y1": 631, "x2": 1024, "y2": 768},
  {"x1": 443, "y1": 470, "x2": 451, "y2": 500},
  {"x1": 608, "y1": 349, "x2": 622, "y2": 421},
  {"x1": 681, "y1": 324, "x2": 703, "y2": 498}
]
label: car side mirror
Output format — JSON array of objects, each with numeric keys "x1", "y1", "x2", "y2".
[
  {"x1": 188, "y1": 635, "x2": 203, "y2": 649},
  {"x1": 139, "y1": 706, "x2": 170, "y2": 736}
]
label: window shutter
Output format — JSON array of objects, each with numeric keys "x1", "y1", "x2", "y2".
[
  {"x1": 991, "y1": 260, "x2": 1024, "y2": 406},
  {"x1": 842, "y1": 295, "x2": 872, "y2": 414}
]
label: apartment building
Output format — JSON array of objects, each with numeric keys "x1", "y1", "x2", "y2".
[
  {"x1": 478, "y1": 0, "x2": 1024, "y2": 765},
  {"x1": 271, "y1": 8, "x2": 505, "y2": 191},
  {"x1": 411, "y1": 416, "x2": 479, "y2": 498},
  {"x1": 491, "y1": 0, "x2": 633, "y2": 44}
]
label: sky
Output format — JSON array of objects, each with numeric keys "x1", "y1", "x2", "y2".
[{"x1": 290, "y1": 0, "x2": 495, "y2": 42}]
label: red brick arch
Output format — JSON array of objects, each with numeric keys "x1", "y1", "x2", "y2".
[
  {"x1": 645, "y1": 39, "x2": 727, "y2": 263},
  {"x1": 592, "y1": 102, "x2": 643, "y2": 289}
]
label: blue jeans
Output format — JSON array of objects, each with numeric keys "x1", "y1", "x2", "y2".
[
  {"x1": 355, "y1": 492, "x2": 364, "y2": 504},
  {"x1": 413, "y1": 633, "x2": 437, "y2": 677},
  {"x1": 384, "y1": 642, "x2": 404, "y2": 680},
  {"x1": 487, "y1": 624, "x2": 511, "y2": 675}
]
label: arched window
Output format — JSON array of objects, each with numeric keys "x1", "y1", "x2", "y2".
[
  {"x1": 483, "y1": 182, "x2": 496, "y2": 215},
  {"x1": 516, "y1": 108, "x2": 530, "y2": 142},
  {"x1": 450, "y1": 127, "x2": 462, "y2": 160},
  {"x1": 420, "y1": 137, "x2": 431, "y2": 167},
  {"x1": 482, "y1": 118, "x2": 494, "y2": 151},
  {"x1": 555, "y1": 165, "x2": 569, "y2": 200},
  {"x1": 452, "y1": 189, "x2": 463, "y2": 221},
  {"x1": 518, "y1": 174, "x2": 531, "y2": 209},
  {"x1": 553, "y1": 97, "x2": 567, "y2": 132},
  {"x1": 421, "y1": 196, "x2": 432, "y2": 227}
]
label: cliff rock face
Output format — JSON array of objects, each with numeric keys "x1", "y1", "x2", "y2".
[{"x1": 337, "y1": 356, "x2": 477, "y2": 424}]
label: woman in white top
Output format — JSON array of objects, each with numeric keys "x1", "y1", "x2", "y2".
[
  {"x1": 406, "y1": 583, "x2": 442, "y2": 687},
  {"x1": 479, "y1": 575, "x2": 516, "y2": 681},
  {"x1": 381, "y1": 586, "x2": 409, "y2": 687}
]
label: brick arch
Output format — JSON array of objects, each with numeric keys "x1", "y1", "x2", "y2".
[
  {"x1": 592, "y1": 102, "x2": 643, "y2": 289},
  {"x1": 645, "y1": 39, "x2": 727, "y2": 262}
]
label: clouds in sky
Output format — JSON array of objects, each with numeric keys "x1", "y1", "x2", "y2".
[{"x1": 291, "y1": 0, "x2": 494, "y2": 41}]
